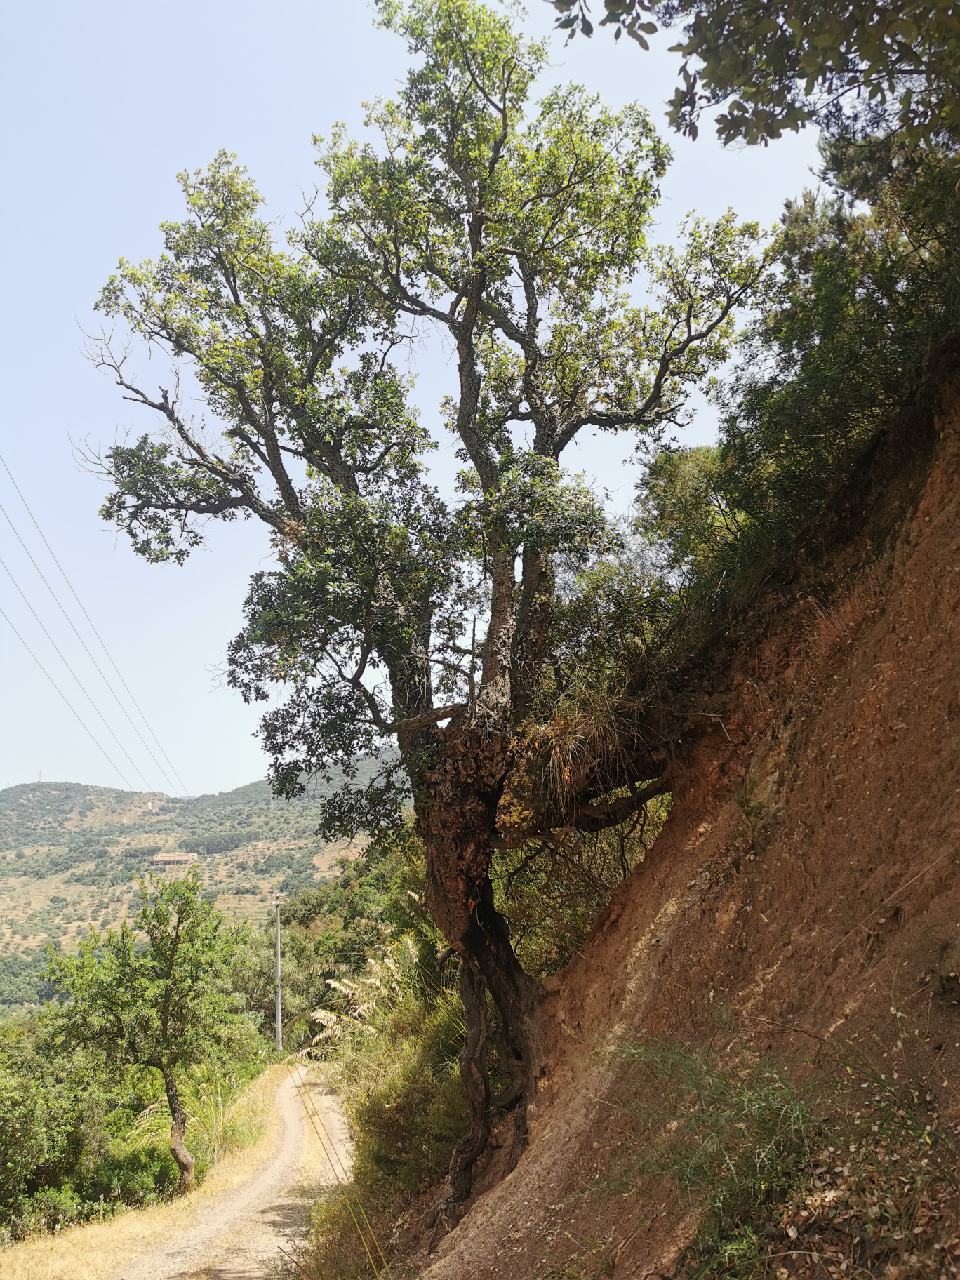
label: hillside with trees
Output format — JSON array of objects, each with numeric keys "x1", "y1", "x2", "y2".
[{"x1": 0, "y1": 776, "x2": 367, "y2": 1005}]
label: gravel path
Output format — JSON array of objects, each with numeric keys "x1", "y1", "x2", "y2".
[{"x1": 114, "y1": 1065, "x2": 350, "y2": 1280}]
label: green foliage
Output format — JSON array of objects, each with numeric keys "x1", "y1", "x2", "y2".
[
  {"x1": 91, "y1": 0, "x2": 763, "y2": 846},
  {"x1": 0, "y1": 948, "x2": 56, "y2": 1006},
  {"x1": 0, "y1": 1058, "x2": 49, "y2": 1217},
  {"x1": 547, "y1": 0, "x2": 960, "y2": 148},
  {"x1": 48, "y1": 873, "x2": 246, "y2": 1076},
  {"x1": 636, "y1": 444, "x2": 740, "y2": 586},
  {"x1": 618, "y1": 1042, "x2": 814, "y2": 1276},
  {"x1": 325, "y1": 939, "x2": 467, "y2": 1193},
  {"x1": 0, "y1": 1016, "x2": 173, "y2": 1239},
  {"x1": 179, "y1": 830, "x2": 251, "y2": 856},
  {"x1": 493, "y1": 798, "x2": 670, "y2": 975},
  {"x1": 0, "y1": 1011, "x2": 264, "y2": 1241},
  {"x1": 723, "y1": 141, "x2": 960, "y2": 511},
  {"x1": 550, "y1": 0, "x2": 659, "y2": 45},
  {"x1": 635, "y1": 142, "x2": 960, "y2": 643}
]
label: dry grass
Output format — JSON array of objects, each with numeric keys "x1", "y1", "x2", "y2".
[
  {"x1": 297, "y1": 1071, "x2": 352, "y2": 1188},
  {"x1": 803, "y1": 562, "x2": 888, "y2": 674},
  {"x1": 0, "y1": 1066, "x2": 286, "y2": 1280}
]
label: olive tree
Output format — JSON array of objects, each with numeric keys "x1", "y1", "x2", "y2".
[{"x1": 92, "y1": 0, "x2": 762, "y2": 1201}]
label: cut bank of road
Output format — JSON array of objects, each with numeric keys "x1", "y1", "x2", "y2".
[{"x1": 0, "y1": 1065, "x2": 351, "y2": 1280}]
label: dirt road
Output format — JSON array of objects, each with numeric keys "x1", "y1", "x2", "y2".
[
  {"x1": 0, "y1": 1065, "x2": 350, "y2": 1280},
  {"x1": 114, "y1": 1065, "x2": 350, "y2": 1280}
]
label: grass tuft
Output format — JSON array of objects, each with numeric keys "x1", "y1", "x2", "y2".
[{"x1": 610, "y1": 1041, "x2": 960, "y2": 1279}]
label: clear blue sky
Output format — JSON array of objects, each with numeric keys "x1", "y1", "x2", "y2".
[{"x1": 0, "y1": 1, "x2": 821, "y2": 797}]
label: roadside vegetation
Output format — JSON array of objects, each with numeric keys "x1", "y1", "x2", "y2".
[
  {"x1": 0, "y1": 1033, "x2": 267, "y2": 1243},
  {"x1": 0, "y1": 875, "x2": 269, "y2": 1242}
]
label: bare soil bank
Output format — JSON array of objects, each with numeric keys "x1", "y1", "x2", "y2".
[{"x1": 418, "y1": 375, "x2": 960, "y2": 1278}]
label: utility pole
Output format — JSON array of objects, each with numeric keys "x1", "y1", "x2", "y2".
[{"x1": 274, "y1": 892, "x2": 283, "y2": 1054}]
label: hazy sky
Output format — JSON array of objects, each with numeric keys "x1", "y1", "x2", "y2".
[{"x1": 0, "y1": 1, "x2": 821, "y2": 797}]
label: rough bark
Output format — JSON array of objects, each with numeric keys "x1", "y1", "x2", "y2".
[
  {"x1": 414, "y1": 726, "x2": 543, "y2": 1209},
  {"x1": 162, "y1": 1067, "x2": 196, "y2": 1194},
  {"x1": 445, "y1": 960, "x2": 491, "y2": 1205}
]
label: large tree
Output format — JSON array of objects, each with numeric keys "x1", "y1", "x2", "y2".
[
  {"x1": 92, "y1": 0, "x2": 761, "y2": 1203},
  {"x1": 549, "y1": 0, "x2": 960, "y2": 147},
  {"x1": 48, "y1": 875, "x2": 242, "y2": 1193}
]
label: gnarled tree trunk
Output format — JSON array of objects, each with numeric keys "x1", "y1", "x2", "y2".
[
  {"x1": 414, "y1": 726, "x2": 543, "y2": 1211},
  {"x1": 162, "y1": 1067, "x2": 196, "y2": 1194}
]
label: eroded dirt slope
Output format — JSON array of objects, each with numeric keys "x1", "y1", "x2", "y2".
[{"x1": 421, "y1": 379, "x2": 960, "y2": 1279}]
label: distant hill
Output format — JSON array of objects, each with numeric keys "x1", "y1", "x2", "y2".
[{"x1": 0, "y1": 774, "x2": 369, "y2": 1006}]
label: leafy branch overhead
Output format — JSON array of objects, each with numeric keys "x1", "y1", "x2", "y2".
[{"x1": 548, "y1": 0, "x2": 960, "y2": 147}]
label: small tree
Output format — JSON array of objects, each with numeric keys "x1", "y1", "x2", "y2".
[
  {"x1": 47, "y1": 874, "x2": 242, "y2": 1192},
  {"x1": 91, "y1": 0, "x2": 762, "y2": 1201}
]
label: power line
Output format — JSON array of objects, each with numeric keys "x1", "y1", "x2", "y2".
[
  {"x1": 0, "y1": 491, "x2": 181, "y2": 796},
  {"x1": 0, "y1": 449, "x2": 189, "y2": 795},
  {"x1": 0, "y1": 603, "x2": 136, "y2": 790},
  {"x1": 0, "y1": 553, "x2": 153, "y2": 791}
]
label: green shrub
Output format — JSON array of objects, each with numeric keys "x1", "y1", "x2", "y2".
[
  {"x1": 616, "y1": 1042, "x2": 813, "y2": 1277},
  {"x1": 0, "y1": 1006, "x2": 268, "y2": 1241},
  {"x1": 324, "y1": 939, "x2": 466, "y2": 1195},
  {"x1": 344, "y1": 995, "x2": 466, "y2": 1193},
  {"x1": 82, "y1": 1145, "x2": 178, "y2": 1206},
  {"x1": 635, "y1": 143, "x2": 960, "y2": 665},
  {"x1": 20, "y1": 1184, "x2": 82, "y2": 1234},
  {"x1": 610, "y1": 1042, "x2": 960, "y2": 1279}
]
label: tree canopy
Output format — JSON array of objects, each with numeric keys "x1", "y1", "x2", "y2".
[
  {"x1": 48, "y1": 874, "x2": 242, "y2": 1191},
  {"x1": 94, "y1": 0, "x2": 761, "y2": 827},
  {"x1": 92, "y1": 0, "x2": 764, "y2": 1200},
  {"x1": 548, "y1": 0, "x2": 960, "y2": 147}
]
